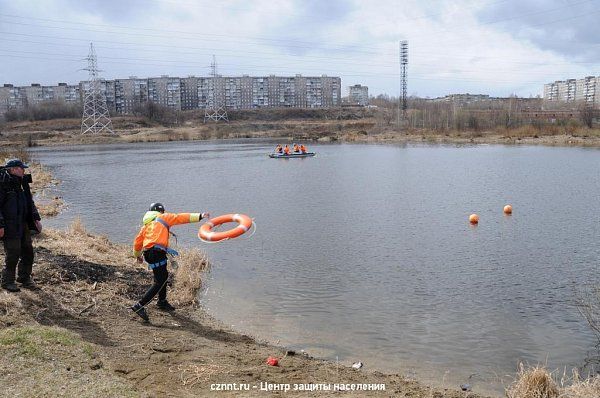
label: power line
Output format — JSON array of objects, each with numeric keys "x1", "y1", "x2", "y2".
[
  {"x1": 0, "y1": 47, "x2": 590, "y2": 81},
  {"x1": 0, "y1": 52, "x2": 565, "y2": 86},
  {"x1": 0, "y1": 0, "x2": 514, "y2": 55},
  {"x1": 1, "y1": 33, "x2": 598, "y2": 72}
]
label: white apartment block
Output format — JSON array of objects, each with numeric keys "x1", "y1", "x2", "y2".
[
  {"x1": 1, "y1": 75, "x2": 342, "y2": 118},
  {"x1": 544, "y1": 76, "x2": 599, "y2": 108},
  {"x1": 348, "y1": 84, "x2": 369, "y2": 106}
]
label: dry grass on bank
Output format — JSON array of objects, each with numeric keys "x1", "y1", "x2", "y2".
[
  {"x1": 495, "y1": 125, "x2": 600, "y2": 139},
  {"x1": 506, "y1": 364, "x2": 600, "y2": 398},
  {"x1": 506, "y1": 365, "x2": 559, "y2": 398},
  {"x1": 0, "y1": 290, "x2": 22, "y2": 317},
  {"x1": 170, "y1": 248, "x2": 211, "y2": 307},
  {"x1": 40, "y1": 217, "x2": 132, "y2": 267},
  {"x1": 0, "y1": 146, "x2": 31, "y2": 163},
  {"x1": 36, "y1": 196, "x2": 64, "y2": 217}
]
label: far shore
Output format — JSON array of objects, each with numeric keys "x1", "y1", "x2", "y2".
[{"x1": 1, "y1": 116, "x2": 599, "y2": 149}]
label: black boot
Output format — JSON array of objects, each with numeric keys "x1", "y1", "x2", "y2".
[
  {"x1": 131, "y1": 303, "x2": 149, "y2": 322},
  {"x1": 2, "y1": 282, "x2": 20, "y2": 292},
  {"x1": 157, "y1": 300, "x2": 175, "y2": 311},
  {"x1": 1, "y1": 269, "x2": 19, "y2": 292},
  {"x1": 17, "y1": 277, "x2": 39, "y2": 290}
]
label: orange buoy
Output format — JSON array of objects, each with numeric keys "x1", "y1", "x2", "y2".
[
  {"x1": 198, "y1": 213, "x2": 253, "y2": 242},
  {"x1": 503, "y1": 205, "x2": 512, "y2": 215},
  {"x1": 469, "y1": 214, "x2": 479, "y2": 224}
]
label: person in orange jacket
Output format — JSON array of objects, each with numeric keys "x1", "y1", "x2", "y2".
[
  {"x1": 131, "y1": 202, "x2": 209, "y2": 321},
  {"x1": 283, "y1": 144, "x2": 290, "y2": 155},
  {"x1": 293, "y1": 143, "x2": 300, "y2": 153},
  {"x1": 300, "y1": 144, "x2": 307, "y2": 153}
]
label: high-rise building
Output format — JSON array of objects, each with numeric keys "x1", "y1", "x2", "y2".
[
  {"x1": 543, "y1": 76, "x2": 599, "y2": 108},
  {"x1": 148, "y1": 76, "x2": 181, "y2": 110},
  {"x1": 348, "y1": 84, "x2": 369, "y2": 106},
  {"x1": 0, "y1": 74, "x2": 342, "y2": 118},
  {"x1": 115, "y1": 77, "x2": 148, "y2": 114}
]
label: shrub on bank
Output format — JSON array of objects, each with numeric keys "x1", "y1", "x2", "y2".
[{"x1": 506, "y1": 364, "x2": 600, "y2": 398}]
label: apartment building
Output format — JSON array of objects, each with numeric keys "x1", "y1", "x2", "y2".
[
  {"x1": 54, "y1": 83, "x2": 80, "y2": 103},
  {"x1": 543, "y1": 76, "x2": 599, "y2": 108},
  {"x1": 1, "y1": 74, "x2": 342, "y2": 118},
  {"x1": 0, "y1": 84, "x2": 25, "y2": 112},
  {"x1": 148, "y1": 76, "x2": 181, "y2": 110},
  {"x1": 0, "y1": 82, "x2": 80, "y2": 115},
  {"x1": 115, "y1": 77, "x2": 149, "y2": 114},
  {"x1": 348, "y1": 84, "x2": 369, "y2": 106},
  {"x1": 180, "y1": 76, "x2": 199, "y2": 111},
  {"x1": 79, "y1": 80, "x2": 116, "y2": 113}
]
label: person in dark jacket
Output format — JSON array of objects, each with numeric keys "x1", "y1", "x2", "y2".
[{"x1": 0, "y1": 159, "x2": 42, "y2": 292}]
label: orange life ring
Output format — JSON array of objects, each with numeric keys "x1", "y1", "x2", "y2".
[{"x1": 198, "y1": 213, "x2": 253, "y2": 242}]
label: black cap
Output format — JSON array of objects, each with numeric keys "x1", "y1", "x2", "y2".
[{"x1": 4, "y1": 159, "x2": 28, "y2": 169}]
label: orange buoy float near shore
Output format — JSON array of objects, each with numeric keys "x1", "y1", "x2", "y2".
[
  {"x1": 503, "y1": 205, "x2": 513, "y2": 215},
  {"x1": 198, "y1": 213, "x2": 253, "y2": 242},
  {"x1": 469, "y1": 214, "x2": 479, "y2": 224}
]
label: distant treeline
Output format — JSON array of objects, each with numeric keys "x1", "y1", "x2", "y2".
[{"x1": 3, "y1": 101, "x2": 81, "y2": 122}]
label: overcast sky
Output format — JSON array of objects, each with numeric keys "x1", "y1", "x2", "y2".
[{"x1": 0, "y1": 0, "x2": 598, "y2": 98}]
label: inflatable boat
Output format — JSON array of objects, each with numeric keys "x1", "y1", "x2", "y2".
[{"x1": 269, "y1": 152, "x2": 316, "y2": 158}]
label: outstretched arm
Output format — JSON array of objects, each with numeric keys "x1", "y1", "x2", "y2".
[{"x1": 160, "y1": 212, "x2": 210, "y2": 227}]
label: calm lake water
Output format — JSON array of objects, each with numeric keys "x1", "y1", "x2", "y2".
[{"x1": 34, "y1": 141, "x2": 600, "y2": 395}]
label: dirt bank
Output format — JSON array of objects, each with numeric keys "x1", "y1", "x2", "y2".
[{"x1": 0, "y1": 226, "x2": 488, "y2": 397}]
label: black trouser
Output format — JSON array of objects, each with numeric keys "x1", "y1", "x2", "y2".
[
  {"x1": 2, "y1": 228, "x2": 34, "y2": 285},
  {"x1": 139, "y1": 248, "x2": 169, "y2": 306}
]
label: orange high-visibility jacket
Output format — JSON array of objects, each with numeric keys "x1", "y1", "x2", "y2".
[
  {"x1": 133, "y1": 211, "x2": 202, "y2": 257},
  {"x1": 283, "y1": 146, "x2": 290, "y2": 154}
]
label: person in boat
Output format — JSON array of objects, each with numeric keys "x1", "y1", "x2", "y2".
[
  {"x1": 131, "y1": 202, "x2": 209, "y2": 322},
  {"x1": 275, "y1": 144, "x2": 282, "y2": 153},
  {"x1": 293, "y1": 143, "x2": 300, "y2": 153},
  {"x1": 300, "y1": 144, "x2": 307, "y2": 153},
  {"x1": 283, "y1": 145, "x2": 290, "y2": 155}
]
